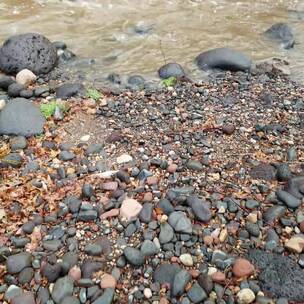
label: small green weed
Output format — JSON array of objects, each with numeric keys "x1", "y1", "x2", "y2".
[
  {"x1": 86, "y1": 88, "x2": 102, "y2": 101},
  {"x1": 40, "y1": 101, "x2": 68, "y2": 119},
  {"x1": 161, "y1": 76, "x2": 177, "y2": 88}
]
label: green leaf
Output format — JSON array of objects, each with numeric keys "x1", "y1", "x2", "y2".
[
  {"x1": 86, "y1": 88, "x2": 102, "y2": 101},
  {"x1": 40, "y1": 101, "x2": 69, "y2": 119},
  {"x1": 161, "y1": 76, "x2": 177, "y2": 88}
]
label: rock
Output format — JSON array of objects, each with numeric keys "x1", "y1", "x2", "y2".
[
  {"x1": 187, "y1": 160, "x2": 203, "y2": 171},
  {"x1": 139, "y1": 203, "x2": 153, "y2": 223},
  {"x1": 4, "y1": 285, "x2": 22, "y2": 301},
  {"x1": 8, "y1": 83, "x2": 25, "y2": 97},
  {"x1": 159, "y1": 222, "x2": 174, "y2": 244},
  {"x1": 65, "y1": 196, "x2": 82, "y2": 213},
  {"x1": 197, "y1": 273, "x2": 214, "y2": 294},
  {"x1": 68, "y1": 265, "x2": 81, "y2": 281},
  {"x1": 236, "y1": 288, "x2": 256, "y2": 304},
  {"x1": 86, "y1": 143, "x2": 103, "y2": 155},
  {"x1": 276, "y1": 164, "x2": 291, "y2": 181},
  {"x1": 0, "y1": 33, "x2": 57, "y2": 74},
  {"x1": 196, "y1": 48, "x2": 251, "y2": 72},
  {"x1": 0, "y1": 75, "x2": 15, "y2": 90},
  {"x1": 263, "y1": 205, "x2": 286, "y2": 223},
  {"x1": 264, "y1": 23, "x2": 295, "y2": 49},
  {"x1": 141, "y1": 240, "x2": 158, "y2": 256},
  {"x1": 285, "y1": 176, "x2": 304, "y2": 199},
  {"x1": 123, "y1": 247, "x2": 145, "y2": 266},
  {"x1": 276, "y1": 190, "x2": 301, "y2": 209},
  {"x1": 61, "y1": 297, "x2": 80, "y2": 304},
  {"x1": 10, "y1": 136, "x2": 27, "y2": 150},
  {"x1": 0, "y1": 98, "x2": 45, "y2": 137},
  {"x1": 82, "y1": 184, "x2": 94, "y2": 198},
  {"x1": 92, "y1": 288, "x2": 114, "y2": 304},
  {"x1": 128, "y1": 75, "x2": 145, "y2": 88},
  {"x1": 41, "y1": 263, "x2": 61, "y2": 283},
  {"x1": 78, "y1": 210, "x2": 98, "y2": 221},
  {"x1": 232, "y1": 258, "x2": 255, "y2": 278},
  {"x1": 43, "y1": 240, "x2": 62, "y2": 251},
  {"x1": 158, "y1": 63, "x2": 185, "y2": 79},
  {"x1": 153, "y1": 264, "x2": 181, "y2": 286},
  {"x1": 100, "y1": 274, "x2": 116, "y2": 289},
  {"x1": 222, "y1": 124, "x2": 235, "y2": 135},
  {"x1": 1, "y1": 152, "x2": 22, "y2": 167},
  {"x1": 37, "y1": 287, "x2": 50, "y2": 304},
  {"x1": 0, "y1": 99, "x2": 6, "y2": 110},
  {"x1": 285, "y1": 234, "x2": 304, "y2": 253},
  {"x1": 143, "y1": 288, "x2": 152, "y2": 299},
  {"x1": 120, "y1": 198, "x2": 143, "y2": 221},
  {"x1": 187, "y1": 196, "x2": 212, "y2": 223},
  {"x1": 51, "y1": 276, "x2": 74, "y2": 304},
  {"x1": 168, "y1": 211, "x2": 192, "y2": 234},
  {"x1": 249, "y1": 163, "x2": 276, "y2": 181},
  {"x1": 56, "y1": 83, "x2": 84, "y2": 99},
  {"x1": 158, "y1": 198, "x2": 174, "y2": 215},
  {"x1": 18, "y1": 267, "x2": 34, "y2": 284},
  {"x1": 117, "y1": 154, "x2": 133, "y2": 164},
  {"x1": 179, "y1": 253, "x2": 193, "y2": 266},
  {"x1": 187, "y1": 282, "x2": 208, "y2": 303},
  {"x1": 16, "y1": 69, "x2": 37, "y2": 87},
  {"x1": 11, "y1": 292, "x2": 36, "y2": 304},
  {"x1": 172, "y1": 269, "x2": 191, "y2": 297},
  {"x1": 6, "y1": 252, "x2": 32, "y2": 274},
  {"x1": 81, "y1": 260, "x2": 103, "y2": 278},
  {"x1": 84, "y1": 243, "x2": 102, "y2": 256}
]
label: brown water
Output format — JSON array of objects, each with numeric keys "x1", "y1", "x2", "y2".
[{"x1": 0, "y1": 0, "x2": 304, "y2": 80}]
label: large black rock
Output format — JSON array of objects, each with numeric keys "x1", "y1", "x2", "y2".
[
  {"x1": 0, "y1": 33, "x2": 57, "y2": 75},
  {"x1": 248, "y1": 249, "x2": 304, "y2": 301},
  {"x1": 264, "y1": 23, "x2": 295, "y2": 49},
  {"x1": 196, "y1": 47, "x2": 251, "y2": 72}
]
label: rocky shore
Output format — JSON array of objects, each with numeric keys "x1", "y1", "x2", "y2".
[{"x1": 0, "y1": 31, "x2": 304, "y2": 304}]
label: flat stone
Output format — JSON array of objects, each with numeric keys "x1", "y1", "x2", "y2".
[
  {"x1": 232, "y1": 258, "x2": 255, "y2": 278},
  {"x1": 6, "y1": 252, "x2": 32, "y2": 274},
  {"x1": 187, "y1": 196, "x2": 211, "y2": 223},
  {"x1": 120, "y1": 198, "x2": 142, "y2": 221},
  {"x1": 276, "y1": 190, "x2": 301, "y2": 209},
  {"x1": 92, "y1": 288, "x2": 114, "y2": 304},
  {"x1": 196, "y1": 47, "x2": 251, "y2": 72},
  {"x1": 187, "y1": 282, "x2": 208, "y2": 303},
  {"x1": 168, "y1": 211, "x2": 192, "y2": 234},
  {"x1": 159, "y1": 222, "x2": 174, "y2": 244},
  {"x1": 249, "y1": 163, "x2": 276, "y2": 181},
  {"x1": 11, "y1": 292, "x2": 36, "y2": 304},
  {"x1": 100, "y1": 274, "x2": 116, "y2": 289},
  {"x1": 56, "y1": 83, "x2": 84, "y2": 99},
  {"x1": 264, "y1": 205, "x2": 286, "y2": 223},
  {"x1": 197, "y1": 273, "x2": 214, "y2": 294},
  {"x1": 117, "y1": 154, "x2": 133, "y2": 164},
  {"x1": 153, "y1": 264, "x2": 181, "y2": 286},
  {"x1": 123, "y1": 247, "x2": 145, "y2": 266},
  {"x1": 18, "y1": 267, "x2": 34, "y2": 284},
  {"x1": 285, "y1": 234, "x2": 304, "y2": 253},
  {"x1": 172, "y1": 269, "x2": 191, "y2": 297},
  {"x1": 51, "y1": 276, "x2": 74, "y2": 304},
  {"x1": 78, "y1": 210, "x2": 98, "y2": 221},
  {"x1": 141, "y1": 240, "x2": 159, "y2": 256},
  {"x1": 187, "y1": 160, "x2": 203, "y2": 171},
  {"x1": 4, "y1": 285, "x2": 22, "y2": 301},
  {"x1": 61, "y1": 296, "x2": 80, "y2": 304},
  {"x1": 43, "y1": 239, "x2": 62, "y2": 251},
  {"x1": 139, "y1": 202, "x2": 153, "y2": 223},
  {"x1": 0, "y1": 98, "x2": 45, "y2": 137}
]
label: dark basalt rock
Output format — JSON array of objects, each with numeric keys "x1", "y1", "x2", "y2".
[
  {"x1": 158, "y1": 62, "x2": 185, "y2": 79},
  {"x1": 56, "y1": 83, "x2": 85, "y2": 99},
  {"x1": 196, "y1": 47, "x2": 251, "y2": 72},
  {"x1": 248, "y1": 249, "x2": 304, "y2": 301},
  {"x1": 0, "y1": 33, "x2": 57, "y2": 75},
  {"x1": 264, "y1": 23, "x2": 295, "y2": 49},
  {"x1": 249, "y1": 163, "x2": 277, "y2": 181}
]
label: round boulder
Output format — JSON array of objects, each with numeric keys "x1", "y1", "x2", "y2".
[
  {"x1": 158, "y1": 62, "x2": 185, "y2": 79},
  {"x1": 196, "y1": 47, "x2": 251, "y2": 72},
  {"x1": 0, "y1": 33, "x2": 57, "y2": 75},
  {"x1": 264, "y1": 23, "x2": 295, "y2": 49}
]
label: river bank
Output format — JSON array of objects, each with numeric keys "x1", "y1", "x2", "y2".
[{"x1": 0, "y1": 61, "x2": 304, "y2": 303}]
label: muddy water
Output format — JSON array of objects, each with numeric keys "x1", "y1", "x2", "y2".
[{"x1": 0, "y1": 0, "x2": 304, "y2": 80}]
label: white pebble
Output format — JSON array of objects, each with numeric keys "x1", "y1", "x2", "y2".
[
  {"x1": 117, "y1": 154, "x2": 133, "y2": 164},
  {"x1": 0, "y1": 99, "x2": 6, "y2": 110},
  {"x1": 179, "y1": 253, "x2": 193, "y2": 267},
  {"x1": 144, "y1": 288, "x2": 152, "y2": 299},
  {"x1": 237, "y1": 288, "x2": 255, "y2": 304}
]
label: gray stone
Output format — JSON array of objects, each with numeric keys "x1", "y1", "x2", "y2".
[
  {"x1": 43, "y1": 239, "x2": 62, "y2": 251},
  {"x1": 65, "y1": 196, "x2": 82, "y2": 213},
  {"x1": 84, "y1": 243, "x2": 103, "y2": 256},
  {"x1": 172, "y1": 269, "x2": 191, "y2": 297},
  {"x1": 159, "y1": 222, "x2": 174, "y2": 244},
  {"x1": 18, "y1": 267, "x2": 34, "y2": 284},
  {"x1": 123, "y1": 247, "x2": 145, "y2": 266},
  {"x1": 51, "y1": 276, "x2": 74, "y2": 304},
  {"x1": 139, "y1": 203, "x2": 153, "y2": 223},
  {"x1": 10, "y1": 136, "x2": 27, "y2": 150},
  {"x1": 0, "y1": 98, "x2": 45, "y2": 137},
  {"x1": 187, "y1": 160, "x2": 203, "y2": 171},
  {"x1": 276, "y1": 190, "x2": 301, "y2": 209},
  {"x1": 37, "y1": 287, "x2": 50, "y2": 304},
  {"x1": 86, "y1": 143, "x2": 103, "y2": 156},
  {"x1": 11, "y1": 292, "x2": 36, "y2": 304},
  {"x1": 78, "y1": 210, "x2": 98, "y2": 221},
  {"x1": 6, "y1": 252, "x2": 32, "y2": 274},
  {"x1": 187, "y1": 282, "x2": 207, "y2": 303},
  {"x1": 61, "y1": 296, "x2": 81, "y2": 304},
  {"x1": 56, "y1": 83, "x2": 84, "y2": 99},
  {"x1": 4, "y1": 285, "x2": 22, "y2": 301},
  {"x1": 197, "y1": 273, "x2": 214, "y2": 294},
  {"x1": 158, "y1": 198, "x2": 174, "y2": 215},
  {"x1": 158, "y1": 62, "x2": 185, "y2": 79},
  {"x1": 153, "y1": 264, "x2": 181, "y2": 286},
  {"x1": 187, "y1": 196, "x2": 211, "y2": 223},
  {"x1": 59, "y1": 151, "x2": 75, "y2": 161},
  {"x1": 264, "y1": 23, "x2": 295, "y2": 49},
  {"x1": 92, "y1": 288, "x2": 114, "y2": 304},
  {"x1": 196, "y1": 47, "x2": 251, "y2": 72},
  {"x1": 0, "y1": 33, "x2": 57, "y2": 74},
  {"x1": 141, "y1": 240, "x2": 159, "y2": 256},
  {"x1": 168, "y1": 211, "x2": 192, "y2": 234},
  {"x1": 41, "y1": 263, "x2": 61, "y2": 283},
  {"x1": 0, "y1": 75, "x2": 15, "y2": 90},
  {"x1": 264, "y1": 205, "x2": 286, "y2": 223}
]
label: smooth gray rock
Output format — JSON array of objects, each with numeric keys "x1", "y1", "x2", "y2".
[
  {"x1": 61, "y1": 296, "x2": 81, "y2": 304},
  {"x1": 159, "y1": 222, "x2": 174, "y2": 244},
  {"x1": 276, "y1": 190, "x2": 301, "y2": 209},
  {"x1": 264, "y1": 23, "x2": 295, "y2": 49},
  {"x1": 158, "y1": 62, "x2": 185, "y2": 79},
  {"x1": 187, "y1": 196, "x2": 211, "y2": 223},
  {"x1": 168, "y1": 211, "x2": 192, "y2": 234},
  {"x1": 51, "y1": 276, "x2": 74, "y2": 304},
  {"x1": 4, "y1": 285, "x2": 22, "y2": 301},
  {"x1": 0, "y1": 33, "x2": 57, "y2": 74},
  {"x1": 264, "y1": 205, "x2": 286, "y2": 223},
  {"x1": 6, "y1": 252, "x2": 32, "y2": 274},
  {"x1": 139, "y1": 203, "x2": 153, "y2": 223},
  {"x1": 1, "y1": 153, "x2": 23, "y2": 168},
  {"x1": 196, "y1": 47, "x2": 251, "y2": 72},
  {"x1": 123, "y1": 247, "x2": 145, "y2": 266},
  {"x1": 0, "y1": 98, "x2": 45, "y2": 137},
  {"x1": 141, "y1": 240, "x2": 159, "y2": 256},
  {"x1": 11, "y1": 292, "x2": 36, "y2": 304},
  {"x1": 92, "y1": 288, "x2": 114, "y2": 304},
  {"x1": 56, "y1": 83, "x2": 84, "y2": 99},
  {"x1": 78, "y1": 210, "x2": 98, "y2": 221},
  {"x1": 153, "y1": 264, "x2": 181, "y2": 286},
  {"x1": 187, "y1": 282, "x2": 207, "y2": 303},
  {"x1": 172, "y1": 269, "x2": 191, "y2": 297}
]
